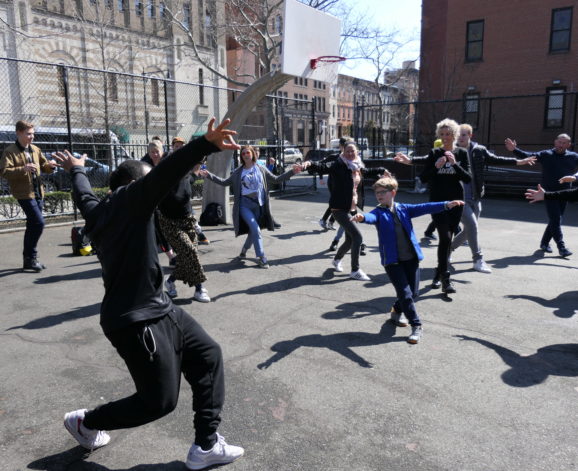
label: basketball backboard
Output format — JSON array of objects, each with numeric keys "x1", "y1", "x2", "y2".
[{"x1": 281, "y1": 0, "x2": 342, "y2": 83}]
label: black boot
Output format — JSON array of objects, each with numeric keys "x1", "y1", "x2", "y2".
[
  {"x1": 441, "y1": 271, "x2": 456, "y2": 294},
  {"x1": 23, "y1": 257, "x2": 45, "y2": 272},
  {"x1": 431, "y1": 268, "x2": 441, "y2": 289},
  {"x1": 328, "y1": 240, "x2": 338, "y2": 251}
]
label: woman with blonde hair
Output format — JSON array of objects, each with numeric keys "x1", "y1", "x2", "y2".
[{"x1": 396, "y1": 118, "x2": 471, "y2": 294}]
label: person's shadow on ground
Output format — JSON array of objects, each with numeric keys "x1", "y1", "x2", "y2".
[
  {"x1": 6, "y1": 303, "x2": 101, "y2": 330},
  {"x1": 0, "y1": 268, "x2": 24, "y2": 278},
  {"x1": 28, "y1": 447, "x2": 185, "y2": 470},
  {"x1": 212, "y1": 269, "x2": 363, "y2": 301},
  {"x1": 271, "y1": 230, "x2": 317, "y2": 240},
  {"x1": 321, "y1": 296, "x2": 393, "y2": 320},
  {"x1": 456, "y1": 335, "x2": 578, "y2": 387},
  {"x1": 488, "y1": 250, "x2": 578, "y2": 269},
  {"x1": 505, "y1": 291, "x2": 578, "y2": 318},
  {"x1": 258, "y1": 321, "x2": 404, "y2": 370}
]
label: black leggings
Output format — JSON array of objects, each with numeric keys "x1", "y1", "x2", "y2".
[
  {"x1": 433, "y1": 206, "x2": 463, "y2": 274},
  {"x1": 83, "y1": 307, "x2": 224, "y2": 449}
]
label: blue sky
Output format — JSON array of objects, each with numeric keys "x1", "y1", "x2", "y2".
[{"x1": 339, "y1": 0, "x2": 422, "y2": 81}]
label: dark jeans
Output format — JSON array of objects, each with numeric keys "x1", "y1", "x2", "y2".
[
  {"x1": 83, "y1": 307, "x2": 224, "y2": 449},
  {"x1": 385, "y1": 258, "x2": 421, "y2": 326},
  {"x1": 332, "y1": 209, "x2": 362, "y2": 272},
  {"x1": 18, "y1": 198, "x2": 44, "y2": 259},
  {"x1": 541, "y1": 199, "x2": 568, "y2": 249}
]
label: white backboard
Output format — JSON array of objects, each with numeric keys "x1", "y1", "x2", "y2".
[{"x1": 281, "y1": 0, "x2": 342, "y2": 82}]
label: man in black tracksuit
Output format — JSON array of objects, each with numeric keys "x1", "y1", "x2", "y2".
[{"x1": 55, "y1": 119, "x2": 244, "y2": 470}]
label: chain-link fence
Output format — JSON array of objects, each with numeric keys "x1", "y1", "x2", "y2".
[
  {"x1": 354, "y1": 92, "x2": 578, "y2": 194},
  {"x1": 0, "y1": 57, "x2": 318, "y2": 222}
]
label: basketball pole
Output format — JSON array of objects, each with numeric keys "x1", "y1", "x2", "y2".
[{"x1": 202, "y1": 71, "x2": 292, "y2": 224}]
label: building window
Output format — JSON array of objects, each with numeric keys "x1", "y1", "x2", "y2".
[
  {"x1": 147, "y1": 0, "x2": 155, "y2": 17},
  {"x1": 151, "y1": 79, "x2": 159, "y2": 106},
  {"x1": 183, "y1": 3, "x2": 191, "y2": 31},
  {"x1": 108, "y1": 73, "x2": 118, "y2": 102},
  {"x1": 466, "y1": 20, "x2": 484, "y2": 62},
  {"x1": 275, "y1": 15, "x2": 282, "y2": 34},
  {"x1": 463, "y1": 93, "x2": 480, "y2": 128},
  {"x1": 198, "y1": 68, "x2": 205, "y2": 106},
  {"x1": 159, "y1": 1, "x2": 166, "y2": 17},
  {"x1": 550, "y1": 7, "x2": 573, "y2": 53},
  {"x1": 118, "y1": 0, "x2": 124, "y2": 10},
  {"x1": 545, "y1": 87, "x2": 565, "y2": 128},
  {"x1": 135, "y1": 0, "x2": 143, "y2": 16}
]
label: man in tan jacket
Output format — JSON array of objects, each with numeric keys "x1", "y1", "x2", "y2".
[{"x1": 0, "y1": 121, "x2": 57, "y2": 271}]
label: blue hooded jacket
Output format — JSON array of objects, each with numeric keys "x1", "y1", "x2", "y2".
[{"x1": 362, "y1": 201, "x2": 448, "y2": 266}]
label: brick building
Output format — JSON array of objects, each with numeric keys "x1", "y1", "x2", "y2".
[{"x1": 419, "y1": 0, "x2": 578, "y2": 151}]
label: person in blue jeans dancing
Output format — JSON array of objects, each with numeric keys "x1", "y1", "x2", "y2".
[{"x1": 200, "y1": 145, "x2": 306, "y2": 268}]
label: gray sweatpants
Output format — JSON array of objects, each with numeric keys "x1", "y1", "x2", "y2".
[{"x1": 451, "y1": 199, "x2": 482, "y2": 261}]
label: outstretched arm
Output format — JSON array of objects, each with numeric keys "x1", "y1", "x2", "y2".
[{"x1": 52, "y1": 151, "x2": 101, "y2": 217}]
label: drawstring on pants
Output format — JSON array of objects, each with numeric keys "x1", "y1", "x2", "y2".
[{"x1": 142, "y1": 325, "x2": 157, "y2": 362}]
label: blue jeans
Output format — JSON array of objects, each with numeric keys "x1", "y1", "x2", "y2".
[
  {"x1": 18, "y1": 198, "x2": 45, "y2": 259},
  {"x1": 541, "y1": 199, "x2": 567, "y2": 249},
  {"x1": 385, "y1": 258, "x2": 421, "y2": 326},
  {"x1": 239, "y1": 196, "x2": 264, "y2": 258}
]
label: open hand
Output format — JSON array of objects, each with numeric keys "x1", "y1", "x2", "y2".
[
  {"x1": 504, "y1": 138, "x2": 517, "y2": 152},
  {"x1": 51, "y1": 150, "x2": 87, "y2": 172},
  {"x1": 525, "y1": 184, "x2": 545, "y2": 203},
  {"x1": 394, "y1": 153, "x2": 411, "y2": 165},
  {"x1": 447, "y1": 200, "x2": 465, "y2": 209},
  {"x1": 559, "y1": 175, "x2": 576, "y2": 184},
  {"x1": 204, "y1": 117, "x2": 240, "y2": 151}
]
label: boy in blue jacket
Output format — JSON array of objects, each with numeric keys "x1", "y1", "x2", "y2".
[{"x1": 353, "y1": 176, "x2": 463, "y2": 344}]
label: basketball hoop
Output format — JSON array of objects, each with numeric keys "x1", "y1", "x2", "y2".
[{"x1": 310, "y1": 55, "x2": 347, "y2": 70}]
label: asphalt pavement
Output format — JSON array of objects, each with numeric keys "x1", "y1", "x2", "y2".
[{"x1": 1, "y1": 186, "x2": 578, "y2": 471}]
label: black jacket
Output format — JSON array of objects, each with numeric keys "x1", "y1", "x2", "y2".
[
  {"x1": 308, "y1": 158, "x2": 385, "y2": 211},
  {"x1": 467, "y1": 142, "x2": 519, "y2": 199},
  {"x1": 70, "y1": 137, "x2": 219, "y2": 333}
]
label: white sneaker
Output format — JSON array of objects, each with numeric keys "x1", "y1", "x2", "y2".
[
  {"x1": 186, "y1": 433, "x2": 244, "y2": 470},
  {"x1": 193, "y1": 287, "x2": 211, "y2": 303},
  {"x1": 165, "y1": 278, "x2": 178, "y2": 298},
  {"x1": 473, "y1": 259, "x2": 492, "y2": 273},
  {"x1": 64, "y1": 409, "x2": 110, "y2": 451},
  {"x1": 331, "y1": 258, "x2": 343, "y2": 272},
  {"x1": 350, "y1": 269, "x2": 370, "y2": 281}
]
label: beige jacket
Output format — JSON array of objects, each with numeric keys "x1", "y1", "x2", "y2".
[{"x1": 0, "y1": 143, "x2": 54, "y2": 199}]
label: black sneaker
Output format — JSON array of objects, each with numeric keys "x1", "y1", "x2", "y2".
[
  {"x1": 431, "y1": 270, "x2": 441, "y2": 289},
  {"x1": 540, "y1": 244, "x2": 553, "y2": 253},
  {"x1": 328, "y1": 240, "x2": 338, "y2": 251},
  {"x1": 559, "y1": 247, "x2": 572, "y2": 257},
  {"x1": 424, "y1": 232, "x2": 437, "y2": 240},
  {"x1": 442, "y1": 277, "x2": 456, "y2": 294},
  {"x1": 360, "y1": 243, "x2": 366, "y2": 256},
  {"x1": 23, "y1": 257, "x2": 45, "y2": 272}
]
